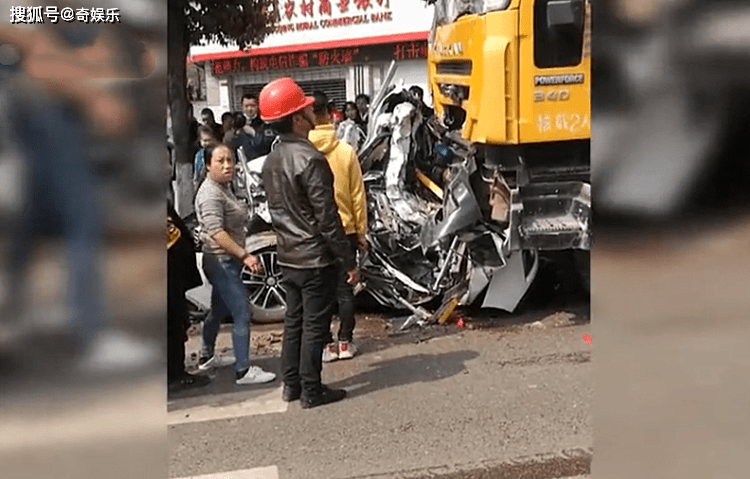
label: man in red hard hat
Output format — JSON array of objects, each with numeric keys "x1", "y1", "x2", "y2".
[{"x1": 259, "y1": 77, "x2": 357, "y2": 409}]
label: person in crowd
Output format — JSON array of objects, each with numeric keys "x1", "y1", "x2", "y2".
[
  {"x1": 241, "y1": 93, "x2": 277, "y2": 159},
  {"x1": 194, "y1": 144, "x2": 276, "y2": 385},
  {"x1": 228, "y1": 112, "x2": 255, "y2": 160},
  {"x1": 0, "y1": 20, "x2": 161, "y2": 373},
  {"x1": 259, "y1": 78, "x2": 356, "y2": 408},
  {"x1": 327, "y1": 100, "x2": 341, "y2": 127},
  {"x1": 355, "y1": 93, "x2": 370, "y2": 133},
  {"x1": 336, "y1": 101, "x2": 366, "y2": 151},
  {"x1": 230, "y1": 110, "x2": 275, "y2": 162},
  {"x1": 193, "y1": 125, "x2": 220, "y2": 188},
  {"x1": 221, "y1": 111, "x2": 234, "y2": 142},
  {"x1": 168, "y1": 200, "x2": 211, "y2": 392},
  {"x1": 241, "y1": 94, "x2": 262, "y2": 133},
  {"x1": 309, "y1": 91, "x2": 367, "y2": 362},
  {"x1": 188, "y1": 108, "x2": 200, "y2": 158},
  {"x1": 409, "y1": 85, "x2": 435, "y2": 120},
  {"x1": 330, "y1": 105, "x2": 344, "y2": 131},
  {"x1": 200, "y1": 107, "x2": 224, "y2": 141}
]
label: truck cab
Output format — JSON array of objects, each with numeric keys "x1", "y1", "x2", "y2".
[{"x1": 428, "y1": 0, "x2": 591, "y2": 255}]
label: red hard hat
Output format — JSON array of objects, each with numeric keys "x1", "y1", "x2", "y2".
[{"x1": 259, "y1": 77, "x2": 314, "y2": 122}]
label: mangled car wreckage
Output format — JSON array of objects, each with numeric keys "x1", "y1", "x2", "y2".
[
  {"x1": 187, "y1": 78, "x2": 590, "y2": 328},
  {"x1": 349, "y1": 81, "x2": 589, "y2": 327}
]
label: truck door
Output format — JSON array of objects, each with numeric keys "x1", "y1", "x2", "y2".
[{"x1": 518, "y1": 0, "x2": 591, "y2": 144}]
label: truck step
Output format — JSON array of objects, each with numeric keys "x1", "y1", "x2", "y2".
[{"x1": 522, "y1": 215, "x2": 582, "y2": 235}]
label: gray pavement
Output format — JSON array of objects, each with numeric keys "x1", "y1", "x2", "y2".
[
  {"x1": 592, "y1": 219, "x2": 750, "y2": 479},
  {"x1": 168, "y1": 311, "x2": 592, "y2": 479}
]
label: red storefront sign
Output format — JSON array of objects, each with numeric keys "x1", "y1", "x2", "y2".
[{"x1": 211, "y1": 40, "x2": 426, "y2": 76}]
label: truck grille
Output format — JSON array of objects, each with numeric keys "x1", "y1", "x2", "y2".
[{"x1": 436, "y1": 60, "x2": 473, "y2": 76}]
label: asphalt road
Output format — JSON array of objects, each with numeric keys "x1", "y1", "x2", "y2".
[
  {"x1": 591, "y1": 218, "x2": 750, "y2": 479},
  {"x1": 168, "y1": 299, "x2": 592, "y2": 479}
]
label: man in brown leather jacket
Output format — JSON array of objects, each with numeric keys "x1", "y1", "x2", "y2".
[{"x1": 259, "y1": 78, "x2": 357, "y2": 409}]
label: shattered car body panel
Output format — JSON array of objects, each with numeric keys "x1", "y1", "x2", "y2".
[
  {"x1": 352, "y1": 82, "x2": 589, "y2": 320},
  {"x1": 481, "y1": 250, "x2": 539, "y2": 312},
  {"x1": 420, "y1": 161, "x2": 483, "y2": 250},
  {"x1": 354, "y1": 84, "x2": 540, "y2": 316}
]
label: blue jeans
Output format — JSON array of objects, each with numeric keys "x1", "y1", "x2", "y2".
[
  {"x1": 7, "y1": 94, "x2": 103, "y2": 343},
  {"x1": 202, "y1": 253, "x2": 251, "y2": 372}
]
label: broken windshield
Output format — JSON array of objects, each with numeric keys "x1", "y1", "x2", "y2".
[{"x1": 433, "y1": 0, "x2": 478, "y2": 27}]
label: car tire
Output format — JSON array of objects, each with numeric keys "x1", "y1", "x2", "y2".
[{"x1": 241, "y1": 247, "x2": 286, "y2": 324}]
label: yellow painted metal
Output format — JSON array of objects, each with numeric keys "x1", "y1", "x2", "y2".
[
  {"x1": 428, "y1": 0, "x2": 591, "y2": 146},
  {"x1": 517, "y1": 0, "x2": 591, "y2": 143},
  {"x1": 435, "y1": 297, "x2": 459, "y2": 325},
  {"x1": 416, "y1": 169, "x2": 444, "y2": 201}
]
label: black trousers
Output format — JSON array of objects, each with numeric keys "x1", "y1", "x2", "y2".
[
  {"x1": 280, "y1": 265, "x2": 337, "y2": 394},
  {"x1": 326, "y1": 235, "x2": 358, "y2": 343},
  {"x1": 167, "y1": 268, "x2": 188, "y2": 382}
]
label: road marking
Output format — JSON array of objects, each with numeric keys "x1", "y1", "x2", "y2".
[
  {"x1": 174, "y1": 465, "x2": 279, "y2": 479},
  {"x1": 168, "y1": 387, "x2": 288, "y2": 426}
]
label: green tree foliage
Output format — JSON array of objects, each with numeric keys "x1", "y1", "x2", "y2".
[{"x1": 184, "y1": 0, "x2": 279, "y2": 48}]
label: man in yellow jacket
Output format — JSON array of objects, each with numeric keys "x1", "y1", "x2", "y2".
[{"x1": 309, "y1": 91, "x2": 367, "y2": 361}]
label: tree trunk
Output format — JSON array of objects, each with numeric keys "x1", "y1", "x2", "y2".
[{"x1": 167, "y1": 0, "x2": 194, "y2": 218}]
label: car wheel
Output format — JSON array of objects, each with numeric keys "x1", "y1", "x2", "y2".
[{"x1": 241, "y1": 248, "x2": 286, "y2": 324}]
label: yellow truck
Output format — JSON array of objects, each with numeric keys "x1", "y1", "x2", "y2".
[{"x1": 427, "y1": 0, "x2": 591, "y2": 287}]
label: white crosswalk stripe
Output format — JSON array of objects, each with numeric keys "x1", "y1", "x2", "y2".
[
  {"x1": 168, "y1": 387, "x2": 288, "y2": 426},
  {"x1": 173, "y1": 466, "x2": 279, "y2": 479}
]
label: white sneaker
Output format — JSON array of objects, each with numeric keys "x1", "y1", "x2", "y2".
[
  {"x1": 198, "y1": 352, "x2": 235, "y2": 370},
  {"x1": 322, "y1": 343, "x2": 338, "y2": 363},
  {"x1": 79, "y1": 331, "x2": 160, "y2": 373},
  {"x1": 236, "y1": 366, "x2": 276, "y2": 385},
  {"x1": 338, "y1": 341, "x2": 357, "y2": 360},
  {"x1": 198, "y1": 355, "x2": 219, "y2": 371},
  {"x1": 219, "y1": 352, "x2": 236, "y2": 366}
]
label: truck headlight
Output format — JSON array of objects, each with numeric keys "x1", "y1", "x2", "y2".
[{"x1": 481, "y1": 0, "x2": 511, "y2": 13}]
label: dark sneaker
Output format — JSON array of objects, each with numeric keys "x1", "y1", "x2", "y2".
[
  {"x1": 282, "y1": 383, "x2": 301, "y2": 402},
  {"x1": 300, "y1": 385, "x2": 347, "y2": 409}
]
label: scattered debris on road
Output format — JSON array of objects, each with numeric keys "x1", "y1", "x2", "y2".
[{"x1": 528, "y1": 312, "x2": 578, "y2": 330}]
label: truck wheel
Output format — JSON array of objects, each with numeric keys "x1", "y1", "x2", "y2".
[{"x1": 241, "y1": 248, "x2": 286, "y2": 324}]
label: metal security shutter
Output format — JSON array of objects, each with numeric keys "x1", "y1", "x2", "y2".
[{"x1": 234, "y1": 78, "x2": 348, "y2": 111}]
